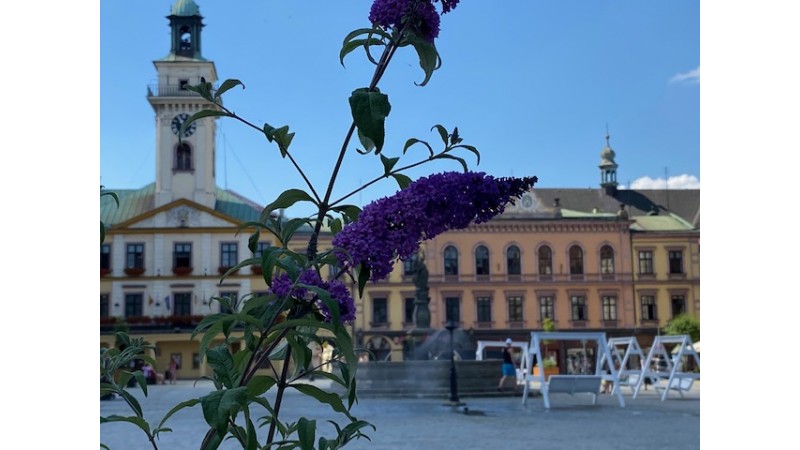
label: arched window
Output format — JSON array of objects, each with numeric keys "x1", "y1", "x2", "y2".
[
  {"x1": 444, "y1": 246, "x2": 459, "y2": 276},
  {"x1": 538, "y1": 245, "x2": 552, "y2": 275},
  {"x1": 569, "y1": 245, "x2": 584, "y2": 275},
  {"x1": 475, "y1": 245, "x2": 490, "y2": 278},
  {"x1": 176, "y1": 143, "x2": 192, "y2": 170},
  {"x1": 600, "y1": 245, "x2": 615, "y2": 274},
  {"x1": 506, "y1": 245, "x2": 521, "y2": 276},
  {"x1": 179, "y1": 26, "x2": 192, "y2": 51}
]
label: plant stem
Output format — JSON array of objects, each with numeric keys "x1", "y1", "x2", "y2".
[{"x1": 266, "y1": 344, "x2": 294, "y2": 444}]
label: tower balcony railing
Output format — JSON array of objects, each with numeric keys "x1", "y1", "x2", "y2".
[{"x1": 147, "y1": 84, "x2": 216, "y2": 97}]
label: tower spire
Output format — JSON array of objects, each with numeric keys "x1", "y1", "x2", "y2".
[{"x1": 599, "y1": 125, "x2": 618, "y2": 195}]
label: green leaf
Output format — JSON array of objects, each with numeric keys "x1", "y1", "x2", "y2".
[
  {"x1": 280, "y1": 218, "x2": 311, "y2": 247},
  {"x1": 182, "y1": 110, "x2": 228, "y2": 137},
  {"x1": 451, "y1": 144, "x2": 481, "y2": 165},
  {"x1": 186, "y1": 79, "x2": 215, "y2": 102},
  {"x1": 215, "y1": 79, "x2": 245, "y2": 99},
  {"x1": 434, "y1": 153, "x2": 468, "y2": 172},
  {"x1": 100, "y1": 415, "x2": 151, "y2": 435},
  {"x1": 339, "y1": 38, "x2": 385, "y2": 67},
  {"x1": 392, "y1": 173, "x2": 413, "y2": 190},
  {"x1": 407, "y1": 33, "x2": 441, "y2": 87},
  {"x1": 402, "y1": 137, "x2": 434, "y2": 156},
  {"x1": 329, "y1": 217, "x2": 342, "y2": 235},
  {"x1": 272, "y1": 126, "x2": 295, "y2": 157},
  {"x1": 248, "y1": 230, "x2": 260, "y2": 254},
  {"x1": 356, "y1": 128, "x2": 375, "y2": 154},
  {"x1": 156, "y1": 398, "x2": 201, "y2": 431},
  {"x1": 356, "y1": 264, "x2": 370, "y2": 298},
  {"x1": 200, "y1": 387, "x2": 249, "y2": 437},
  {"x1": 379, "y1": 154, "x2": 399, "y2": 175},
  {"x1": 206, "y1": 345, "x2": 236, "y2": 388},
  {"x1": 260, "y1": 189, "x2": 317, "y2": 221},
  {"x1": 297, "y1": 418, "x2": 316, "y2": 450},
  {"x1": 349, "y1": 88, "x2": 391, "y2": 154},
  {"x1": 290, "y1": 384, "x2": 352, "y2": 418},
  {"x1": 431, "y1": 125, "x2": 449, "y2": 146},
  {"x1": 331, "y1": 205, "x2": 362, "y2": 224},
  {"x1": 246, "y1": 375, "x2": 277, "y2": 398}
]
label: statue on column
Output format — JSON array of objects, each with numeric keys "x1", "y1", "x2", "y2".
[{"x1": 412, "y1": 250, "x2": 431, "y2": 329}]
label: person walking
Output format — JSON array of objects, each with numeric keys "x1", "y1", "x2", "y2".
[
  {"x1": 497, "y1": 338, "x2": 517, "y2": 392},
  {"x1": 168, "y1": 356, "x2": 179, "y2": 385}
]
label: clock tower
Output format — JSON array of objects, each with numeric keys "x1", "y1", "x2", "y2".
[{"x1": 148, "y1": 0, "x2": 218, "y2": 209}]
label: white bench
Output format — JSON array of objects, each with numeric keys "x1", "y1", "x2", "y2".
[
  {"x1": 653, "y1": 376, "x2": 694, "y2": 397},
  {"x1": 545, "y1": 375, "x2": 603, "y2": 405}
]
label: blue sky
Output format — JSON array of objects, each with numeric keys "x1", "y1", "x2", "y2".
[{"x1": 100, "y1": 0, "x2": 699, "y2": 217}]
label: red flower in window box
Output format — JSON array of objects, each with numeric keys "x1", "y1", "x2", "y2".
[
  {"x1": 172, "y1": 266, "x2": 193, "y2": 276},
  {"x1": 101, "y1": 268, "x2": 111, "y2": 277},
  {"x1": 124, "y1": 267, "x2": 145, "y2": 276}
]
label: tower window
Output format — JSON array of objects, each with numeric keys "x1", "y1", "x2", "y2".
[
  {"x1": 179, "y1": 27, "x2": 192, "y2": 51},
  {"x1": 175, "y1": 143, "x2": 192, "y2": 171},
  {"x1": 179, "y1": 79, "x2": 189, "y2": 90}
]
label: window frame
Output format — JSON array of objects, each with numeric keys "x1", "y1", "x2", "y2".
[
  {"x1": 569, "y1": 245, "x2": 584, "y2": 276},
  {"x1": 601, "y1": 295, "x2": 617, "y2": 321},
  {"x1": 126, "y1": 243, "x2": 144, "y2": 269},
  {"x1": 444, "y1": 296, "x2": 461, "y2": 324},
  {"x1": 173, "y1": 292, "x2": 192, "y2": 316},
  {"x1": 539, "y1": 295, "x2": 555, "y2": 322},
  {"x1": 507, "y1": 294, "x2": 524, "y2": 322},
  {"x1": 538, "y1": 245, "x2": 553, "y2": 276},
  {"x1": 175, "y1": 142, "x2": 193, "y2": 171},
  {"x1": 600, "y1": 245, "x2": 615, "y2": 275},
  {"x1": 668, "y1": 250, "x2": 684, "y2": 274},
  {"x1": 443, "y1": 246, "x2": 459, "y2": 276},
  {"x1": 506, "y1": 245, "x2": 521, "y2": 278},
  {"x1": 638, "y1": 250, "x2": 654, "y2": 275},
  {"x1": 640, "y1": 294, "x2": 657, "y2": 321},
  {"x1": 173, "y1": 242, "x2": 192, "y2": 269},
  {"x1": 124, "y1": 293, "x2": 143, "y2": 317},
  {"x1": 476, "y1": 296, "x2": 492, "y2": 323},
  {"x1": 220, "y1": 242, "x2": 239, "y2": 268},
  {"x1": 570, "y1": 295, "x2": 587, "y2": 321},
  {"x1": 101, "y1": 244, "x2": 111, "y2": 270},
  {"x1": 372, "y1": 297, "x2": 388, "y2": 326}
]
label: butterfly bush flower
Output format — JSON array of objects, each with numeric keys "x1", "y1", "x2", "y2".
[
  {"x1": 269, "y1": 269, "x2": 356, "y2": 323},
  {"x1": 333, "y1": 171, "x2": 537, "y2": 281},
  {"x1": 369, "y1": 0, "x2": 460, "y2": 42}
]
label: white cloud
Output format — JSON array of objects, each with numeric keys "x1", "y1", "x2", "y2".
[
  {"x1": 625, "y1": 174, "x2": 700, "y2": 190},
  {"x1": 669, "y1": 66, "x2": 700, "y2": 85}
]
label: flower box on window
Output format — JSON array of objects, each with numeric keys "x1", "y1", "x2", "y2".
[
  {"x1": 124, "y1": 267, "x2": 145, "y2": 276},
  {"x1": 101, "y1": 268, "x2": 111, "y2": 277},
  {"x1": 218, "y1": 266, "x2": 239, "y2": 275},
  {"x1": 172, "y1": 266, "x2": 193, "y2": 276}
]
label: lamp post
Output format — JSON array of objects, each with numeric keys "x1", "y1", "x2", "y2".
[{"x1": 444, "y1": 321, "x2": 464, "y2": 406}]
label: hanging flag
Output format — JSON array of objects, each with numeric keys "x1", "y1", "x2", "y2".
[
  {"x1": 148, "y1": 295, "x2": 154, "y2": 306},
  {"x1": 165, "y1": 295, "x2": 171, "y2": 311}
]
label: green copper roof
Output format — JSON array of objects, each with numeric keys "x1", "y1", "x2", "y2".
[
  {"x1": 630, "y1": 213, "x2": 696, "y2": 232},
  {"x1": 171, "y1": 0, "x2": 200, "y2": 16},
  {"x1": 100, "y1": 183, "x2": 263, "y2": 228}
]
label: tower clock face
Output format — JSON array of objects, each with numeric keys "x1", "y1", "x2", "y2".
[{"x1": 171, "y1": 113, "x2": 196, "y2": 137}]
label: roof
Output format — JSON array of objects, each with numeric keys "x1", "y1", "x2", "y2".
[
  {"x1": 629, "y1": 213, "x2": 697, "y2": 232},
  {"x1": 170, "y1": 0, "x2": 200, "y2": 17},
  {"x1": 529, "y1": 188, "x2": 699, "y2": 227},
  {"x1": 100, "y1": 183, "x2": 263, "y2": 228}
]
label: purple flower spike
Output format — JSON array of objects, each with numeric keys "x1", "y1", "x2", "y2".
[
  {"x1": 269, "y1": 269, "x2": 356, "y2": 324},
  {"x1": 369, "y1": 0, "x2": 459, "y2": 42},
  {"x1": 333, "y1": 171, "x2": 537, "y2": 281}
]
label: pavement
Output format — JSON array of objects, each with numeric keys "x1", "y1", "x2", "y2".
[{"x1": 100, "y1": 379, "x2": 700, "y2": 450}]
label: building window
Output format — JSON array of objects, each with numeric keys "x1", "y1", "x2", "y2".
[
  {"x1": 220, "y1": 242, "x2": 238, "y2": 268},
  {"x1": 570, "y1": 295, "x2": 587, "y2": 321},
  {"x1": 600, "y1": 245, "x2": 615, "y2": 274},
  {"x1": 219, "y1": 291, "x2": 238, "y2": 314},
  {"x1": 174, "y1": 292, "x2": 192, "y2": 316},
  {"x1": 101, "y1": 244, "x2": 111, "y2": 270},
  {"x1": 476, "y1": 296, "x2": 492, "y2": 322},
  {"x1": 126, "y1": 243, "x2": 144, "y2": 269},
  {"x1": 569, "y1": 246, "x2": 584, "y2": 275},
  {"x1": 671, "y1": 295, "x2": 686, "y2": 317},
  {"x1": 173, "y1": 243, "x2": 192, "y2": 269},
  {"x1": 506, "y1": 245, "x2": 521, "y2": 277},
  {"x1": 638, "y1": 250, "x2": 654, "y2": 274},
  {"x1": 125, "y1": 293, "x2": 143, "y2": 317},
  {"x1": 669, "y1": 250, "x2": 684, "y2": 274},
  {"x1": 404, "y1": 297, "x2": 415, "y2": 324},
  {"x1": 402, "y1": 253, "x2": 418, "y2": 276},
  {"x1": 508, "y1": 295, "x2": 524, "y2": 322},
  {"x1": 539, "y1": 296, "x2": 554, "y2": 321},
  {"x1": 444, "y1": 246, "x2": 459, "y2": 276},
  {"x1": 475, "y1": 245, "x2": 490, "y2": 278},
  {"x1": 192, "y1": 352, "x2": 201, "y2": 369},
  {"x1": 601, "y1": 296, "x2": 617, "y2": 321},
  {"x1": 445, "y1": 297, "x2": 460, "y2": 323},
  {"x1": 179, "y1": 79, "x2": 190, "y2": 90},
  {"x1": 372, "y1": 297, "x2": 388, "y2": 325},
  {"x1": 101, "y1": 294, "x2": 110, "y2": 318},
  {"x1": 641, "y1": 295, "x2": 657, "y2": 321},
  {"x1": 175, "y1": 143, "x2": 192, "y2": 171},
  {"x1": 538, "y1": 246, "x2": 552, "y2": 275}
]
